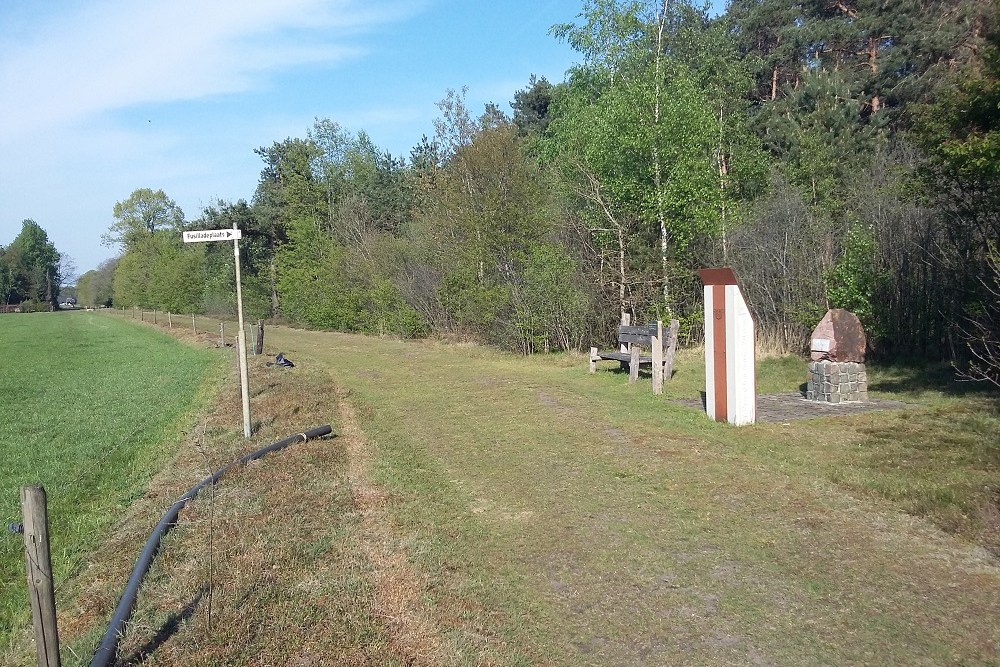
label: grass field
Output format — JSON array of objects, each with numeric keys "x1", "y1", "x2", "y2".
[
  {"x1": 4, "y1": 313, "x2": 999, "y2": 665},
  {"x1": 0, "y1": 311, "x2": 219, "y2": 651},
  {"x1": 259, "y1": 328, "x2": 999, "y2": 665}
]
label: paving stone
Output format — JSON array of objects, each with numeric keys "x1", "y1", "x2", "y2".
[{"x1": 676, "y1": 393, "x2": 915, "y2": 423}]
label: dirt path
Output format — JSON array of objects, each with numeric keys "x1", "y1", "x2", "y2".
[{"x1": 335, "y1": 384, "x2": 449, "y2": 666}]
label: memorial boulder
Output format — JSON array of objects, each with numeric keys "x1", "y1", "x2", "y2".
[
  {"x1": 806, "y1": 309, "x2": 868, "y2": 403},
  {"x1": 809, "y1": 308, "x2": 866, "y2": 363}
]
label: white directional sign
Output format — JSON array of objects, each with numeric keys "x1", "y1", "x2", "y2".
[
  {"x1": 181, "y1": 224, "x2": 253, "y2": 439},
  {"x1": 182, "y1": 228, "x2": 242, "y2": 243}
]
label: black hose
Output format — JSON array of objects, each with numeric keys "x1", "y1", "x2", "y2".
[{"x1": 90, "y1": 425, "x2": 333, "y2": 667}]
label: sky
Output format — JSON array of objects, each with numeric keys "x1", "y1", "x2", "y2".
[{"x1": 0, "y1": 0, "x2": 724, "y2": 277}]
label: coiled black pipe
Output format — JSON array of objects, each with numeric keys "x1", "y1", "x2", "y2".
[{"x1": 90, "y1": 424, "x2": 333, "y2": 667}]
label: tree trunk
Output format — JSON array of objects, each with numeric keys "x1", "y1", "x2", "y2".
[
  {"x1": 718, "y1": 105, "x2": 730, "y2": 263},
  {"x1": 868, "y1": 37, "x2": 881, "y2": 114},
  {"x1": 618, "y1": 226, "x2": 629, "y2": 325},
  {"x1": 269, "y1": 258, "x2": 280, "y2": 317},
  {"x1": 653, "y1": 0, "x2": 672, "y2": 315}
]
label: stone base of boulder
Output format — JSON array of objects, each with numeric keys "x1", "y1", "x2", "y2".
[{"x1": 806, "y1": 361, "x2": 868, "y2": 403}]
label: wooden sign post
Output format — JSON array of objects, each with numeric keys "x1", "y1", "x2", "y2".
[
  {"x1": 184, "y1": 225, "x2": 252, "y2": 438},
  {"x1": 698, "y1": 268, "x2": 756, "y2": 426}
]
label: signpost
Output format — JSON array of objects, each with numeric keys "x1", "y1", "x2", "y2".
[
  {"x1": 182, "y1": 228, "x2": 241, "y2": 243},
  {"x1": 184, "y1": 225, "x2": 252, "y2": 438}
]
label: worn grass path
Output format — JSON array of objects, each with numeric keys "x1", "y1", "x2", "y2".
[{"x1": 268, "y1": 327, "x2": 999, "y2": 666}]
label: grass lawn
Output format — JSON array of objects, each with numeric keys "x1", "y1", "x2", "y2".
[
  {"x1": 8, "y1": 314, "x2": 997, "y2": 665},
  {"x1": 261, "y1": 328, "x2": 999, "y2": 666},
  {"x1": 0, "y1": 311, "x2": 219, "y2": 650}
]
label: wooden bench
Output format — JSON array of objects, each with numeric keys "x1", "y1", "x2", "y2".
[{"x1": 589, "y1": 319, "x2": 679, "y2": 394}]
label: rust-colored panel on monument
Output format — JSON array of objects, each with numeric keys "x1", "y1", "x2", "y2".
[
  {"x1": 698, "y1": 268, "x2": 738, "y2": 286},
  {"x1": 712, "y1": 283, "x2": 727, "y2": 422}
]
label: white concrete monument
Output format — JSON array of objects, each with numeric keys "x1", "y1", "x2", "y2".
[{"x1": 697, "y1": 268, "x2": 756, "y2": 425}]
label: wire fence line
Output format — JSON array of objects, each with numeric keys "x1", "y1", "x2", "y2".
[{"x1": 102, "y1": 306, "x2": 266, "y2": 357}]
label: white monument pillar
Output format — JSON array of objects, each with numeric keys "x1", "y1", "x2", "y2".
[{"x1": 698, "y1": 268, "x2": 756, "y2": 425}]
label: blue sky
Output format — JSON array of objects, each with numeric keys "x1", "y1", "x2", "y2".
[{"x1": 0, "y1": 0, "x2": 724, "y2": 276}]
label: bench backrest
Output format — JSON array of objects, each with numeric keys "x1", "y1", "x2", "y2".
[{"x1": 618, "y1": 323, "x2": 661, "y2": 349}]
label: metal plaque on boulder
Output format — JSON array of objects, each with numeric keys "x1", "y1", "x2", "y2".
[{"x1": 809, "y1": 309, "x2": 866, "y2": 363}]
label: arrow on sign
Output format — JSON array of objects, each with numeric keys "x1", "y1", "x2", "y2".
[{"x1": 182, "y1": 228, "x2": 243, "y2": 243}]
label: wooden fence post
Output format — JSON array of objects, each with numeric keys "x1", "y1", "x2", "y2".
[
  {"x1": 20, "y1": 486, "x2": 61, "y2": 667},
  {"x1": 619, "y1": 312, "x2": 631, "y2": 372},
  {"x1": 219, "y1": 323, "x2": 225, "y2": 348},
  {"x1": 652, "y1": 320, "x2": 664, "y2": 395},
  {"x1": 255, "y1": 320, "x2": 264, "y2": 356},
  {"x1": 192, "y1": 313, "x2": 197, "y2": 334},
  {"x1": 167, "y1": 311, "x2": 172, "y2": 328},
  {"x1": 664, "y1": 319, "x2": 680, "y2": 383}
]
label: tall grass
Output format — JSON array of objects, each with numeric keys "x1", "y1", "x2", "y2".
[{"x1": 0, "y1": 312, "x2": 219, "y2": 648}]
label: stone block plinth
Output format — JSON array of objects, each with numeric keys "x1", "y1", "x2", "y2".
[{"x1": 806, "y1": 361, "x2": 868, "y2": 403}]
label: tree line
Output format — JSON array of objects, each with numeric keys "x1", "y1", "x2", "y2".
[
  {"x1": 76, "y1": 0, "x2": 997, "y2": 379},
  {"x1": 0, "y1": 220, "x2": 64, "y2": 311}
]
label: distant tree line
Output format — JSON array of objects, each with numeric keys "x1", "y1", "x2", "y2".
[
  {"x1": 0, "y1": 220, "x2": 63, "y2": 311},
  {"x1": 90, "y1": 0, "x2": 997, "y2": 377}
]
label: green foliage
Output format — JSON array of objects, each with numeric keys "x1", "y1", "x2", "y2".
[
  {"x1": 511, "y1": 74, "x2": 556, "y2": 136},
  {"x1": 511, "y1": 243, "x2": 592, "y2": 353},
  {"x1": 112, "y1": 233, "x2": 206, "y2": 310},
  {"x1": 358, "y1": 277, "x2": 428, "y2": 338},
  {"x1": 548, "y1": 0, "x2": 766, "y2": 323},
  {"x1": 2, "y1": 219, "x2": 61, "y2": 308},
  {"x1": 103, "y1": 188, "x2": 185, "y2": 249},
  {"x1": 76, "y1": 257, "x2": 118, "y2": 307},
  {"x1": 825, "y1": 224, "x2": 877, "y2": 326},
  {"x1": 275, "y1": 219, "x2": 359, "y2": 329}
]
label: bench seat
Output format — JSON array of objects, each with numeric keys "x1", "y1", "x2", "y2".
[{"x1": 594, "y1": 350, "x2": 654, "y2": 365}]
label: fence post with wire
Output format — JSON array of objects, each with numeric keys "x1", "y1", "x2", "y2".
[{"x1": 19, "y1": 485, "x2": 61, "y2": 667}]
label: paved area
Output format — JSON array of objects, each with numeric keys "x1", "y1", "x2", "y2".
[{"x1": 677, "y1": 392, "x2": 916, "y2": 423}]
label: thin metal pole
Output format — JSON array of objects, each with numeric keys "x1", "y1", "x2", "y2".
[{"x1": 233, "y1": 223, "x2": 252, "y2": 438}]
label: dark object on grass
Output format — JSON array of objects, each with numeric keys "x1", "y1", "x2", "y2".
[
  {"x1": 265, "y1": 352, "x2": 295, "y2": 368},
  {"x1": 90, "y1": 425, "x2": 334, "y2": 667}
]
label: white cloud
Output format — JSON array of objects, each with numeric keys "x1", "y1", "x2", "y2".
[{"x1": 0, "y1": 0, "x2": 422, "y2": 143}]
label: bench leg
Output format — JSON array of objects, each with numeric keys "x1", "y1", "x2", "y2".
[
  {"x1": 589, "y1": 346, "x2": 598, "y2": 374},
  {"x1": 628, "y1": 346, "x2": 640, "y2": 384}
]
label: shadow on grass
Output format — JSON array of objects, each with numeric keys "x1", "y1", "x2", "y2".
[
  {"x1": 606, "y1": 366, "x2": 675, "y2": 380},
  {"x1": 118, "y1": 586, "x2": 207, "y2": 666},
  {"x1": 868, "y1": 361, "x2": 1000, "y2": 403}
]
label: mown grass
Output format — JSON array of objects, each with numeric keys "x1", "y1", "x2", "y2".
[
  {"x1": 0, "y1": 311, "x2": 220, "y2": 651},
  {"x1": 265, "y1": 329, "x2": 998, "y2": 665}
]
